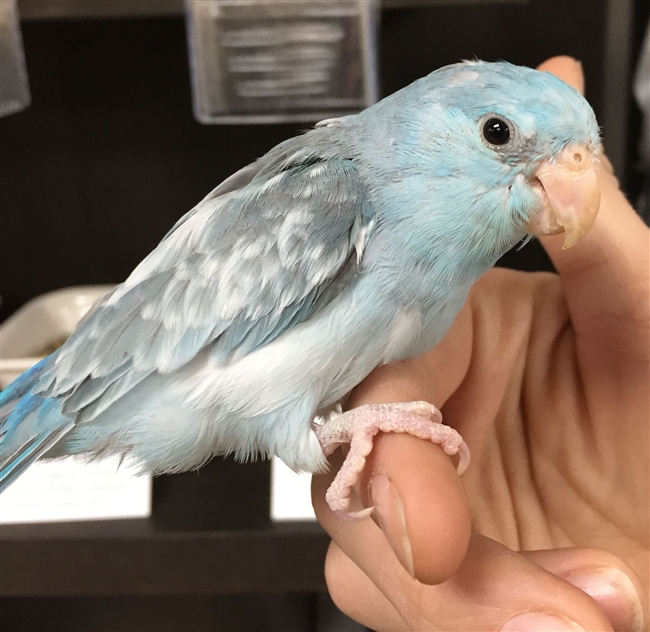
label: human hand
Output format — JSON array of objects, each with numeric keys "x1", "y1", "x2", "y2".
[{"x1": 312, "y1": 57, "x2": 649, "y2": 632}]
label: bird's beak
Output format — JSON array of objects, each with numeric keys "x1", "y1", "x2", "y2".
[{"x1": 525, "y1": 145, "x2": 601, "y2": 249}]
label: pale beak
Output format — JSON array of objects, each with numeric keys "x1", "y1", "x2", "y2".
[{"x1": 525, "y1": 145, "x2": 601, "y2": 249}]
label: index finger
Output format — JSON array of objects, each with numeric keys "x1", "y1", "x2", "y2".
[{"x1": 312, "y1": 303, "x2": 475, "y2": 585}]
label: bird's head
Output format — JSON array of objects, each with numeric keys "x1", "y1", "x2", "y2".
[
  {"x1": 368, "y1": 61, "x2": 602, "y2": 253},
  {"x1": 440, "y1": 61, "x2": 601, "y2": 250}
]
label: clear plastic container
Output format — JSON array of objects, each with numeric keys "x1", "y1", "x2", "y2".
[
  {"x1": 185, "y1": 0, "x2": 379, "y2": 124},
  {"x1": 0, "y1": 0, "x2": 31, "y2": 117}
]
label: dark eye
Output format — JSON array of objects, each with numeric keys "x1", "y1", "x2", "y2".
[{"x1": 482, "y1": 117, "x2": 510, "y2": 146}]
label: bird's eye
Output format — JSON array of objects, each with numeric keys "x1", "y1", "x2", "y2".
[{"x1": 482, "y1": 117, "x2": 511, "y2": 146}]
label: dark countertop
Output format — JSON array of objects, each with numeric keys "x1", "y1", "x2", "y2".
[{"x1": 0, "y1": 519, "x2": 329, "y2": 597}]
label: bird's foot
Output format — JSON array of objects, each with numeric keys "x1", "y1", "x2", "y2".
[{"x1": 315, "y1": 401, "x2": 470, "y2": 521}]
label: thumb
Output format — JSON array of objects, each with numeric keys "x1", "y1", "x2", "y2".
[
  {"x1": 535, "y1": 56, "x2": 649, "y2": 360},
  {"x1": 523, "y1": 548, "x2": 646, "y2": 632},
  {"x1": 537, "y1": 56, "x2": 585, "y2": 95}
]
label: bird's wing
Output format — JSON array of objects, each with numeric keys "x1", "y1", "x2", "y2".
[{"x1": 35, "y1": 144, "x2": 374, "y2": 422}]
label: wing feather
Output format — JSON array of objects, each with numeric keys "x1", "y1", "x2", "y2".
[{"x1": 35, "y1": 141, "x2": 374, "y2": 423}]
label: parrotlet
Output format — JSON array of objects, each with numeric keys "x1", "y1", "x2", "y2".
[{"x1": 0, "y1": 61, "x2": 602, "y2": 518}]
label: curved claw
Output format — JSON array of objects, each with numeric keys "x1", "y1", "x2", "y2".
[
  {"x1": 456, "y1": 440, "x2": 471, "y2": 476},
  {"x1": 334, "y1": 506, "x2": 375, "y2": 521}
]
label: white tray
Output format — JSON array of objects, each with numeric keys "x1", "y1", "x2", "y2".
[{"x1": 0, "y1": 285, "x2": 113, "y2": 388}]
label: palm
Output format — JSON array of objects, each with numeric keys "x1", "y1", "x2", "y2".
[{"x1": 445, "y1": 269, "x2": 648, "y2": 588}]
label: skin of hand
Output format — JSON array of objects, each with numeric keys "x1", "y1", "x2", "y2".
[{"x1": 312, "y1": 57, "x2": 649, "y2": 632}]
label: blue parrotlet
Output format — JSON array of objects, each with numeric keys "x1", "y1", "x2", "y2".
[{"x1": 0, "y1": 61, "x2": 602, "y2": 518}]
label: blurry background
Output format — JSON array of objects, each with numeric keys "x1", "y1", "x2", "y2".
[{"x1": 1, "y1": 0, "x2": 648, "y2": 630}]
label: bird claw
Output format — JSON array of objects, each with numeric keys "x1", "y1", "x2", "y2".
[{"x1": 315, "y1": 401, "x2": 470, "y2": 518}]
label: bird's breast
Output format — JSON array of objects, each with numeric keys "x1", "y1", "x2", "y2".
[{"x1": 380, "y1": 308, "x2": 424, "y2": 364}]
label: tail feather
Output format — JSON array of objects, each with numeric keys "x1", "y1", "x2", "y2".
[
  {"x1": 0, "y1": 421, "x2": 74, "y2": 490},
  {"x1": 0, "y1": 354, "x2": 74, "y2": 493}
]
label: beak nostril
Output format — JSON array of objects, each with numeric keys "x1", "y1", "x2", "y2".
[{"x1": 574, "y1": 152, "x2": 582, "y2": 163}]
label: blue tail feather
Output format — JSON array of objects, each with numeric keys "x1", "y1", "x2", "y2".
[
  {"x1": 0, "y1": 421, "x2": 74, "y2": 490},
  {"x1": 0, "y1": 356, "x2": 50, "y2": 428},
  {"x1": 0, "y1": 354, "x2": 74, "y2": 493}
]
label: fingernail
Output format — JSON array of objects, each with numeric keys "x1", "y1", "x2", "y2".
[
  {"x1": 565, "y1": 567, "x2": 644, "y2": 632},
  {"x1": 500, "y1": 613, "x2": 583, "y2": 631},
  {"x1": 370, "y1": 474, "x2": 414, "y2": 577}
]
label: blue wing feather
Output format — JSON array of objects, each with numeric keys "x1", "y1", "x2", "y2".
[{"x1": 31, "y1": 143, "x2": 374, "y2": 428}]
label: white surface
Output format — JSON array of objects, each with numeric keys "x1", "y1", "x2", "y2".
[
  {"x1": 1, "y1": 454, "x2": 314, "y2": 524},
  {"x1": 0, "y1": 456, "x2": 151, "y2": 523},
  {"x1": 0, "y1": 357, "x2": 36, "y2": 389},
  {"x1": 270, "y1": 456, "x2": 316, "y2": 521}
]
